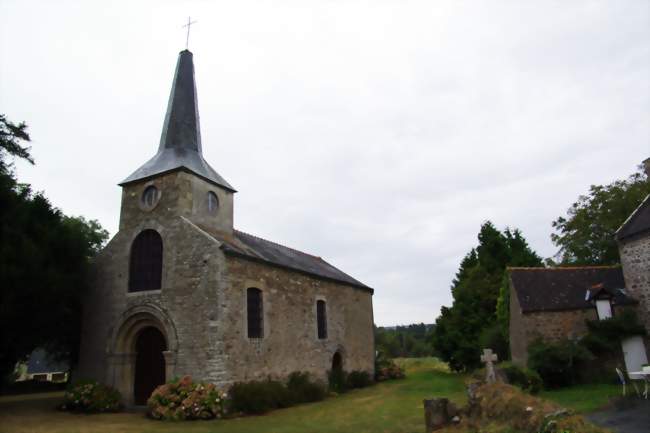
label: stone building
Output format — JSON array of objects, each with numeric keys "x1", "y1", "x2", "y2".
[
  {"x1": 616, "y1": 191, "x2": 650, "y2": 365},
  {"x1": 509, "y1": 186, "x2": 650, "y2": 370},
  {"x1": 508, "y1": 266, "x2": 637, "y2": 366},
  {"x1": 76, "y1": 50, "x2": 375, "y2": 405}
]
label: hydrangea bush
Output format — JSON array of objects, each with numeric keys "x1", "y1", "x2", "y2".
[
  {"x1": 375, "y1": 363, "x2": 405, "y2": 381},
  {"x1": 60, "y1": 380, "x2": 122, "y2": 413},
  {"x1": 147, "y1": 376, "x2": 227, "y2": 421},
  {"x1": 374, "y1": 351, "x2": 406, "y2": 381}
]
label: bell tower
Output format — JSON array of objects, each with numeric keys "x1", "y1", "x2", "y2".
[{"x1": 118, "y1": 50, "x2": 235, "y2": 234}]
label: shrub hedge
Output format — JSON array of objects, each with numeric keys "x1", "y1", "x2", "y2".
[
  {"x1": 287, "y1": 371, "x2": 327, "y2": 402},
  {"x1": 498, "y1": 361, "x2": 542, "y2": 394},
  {"x1": 347, "y1": 370, "x2": 372, "y2": 389},
  {"x1": 230, "y1": 372, "x2": 326, "y2": 415},
  {"x1": 527, "y1": 339, "x2": 593, "y2": 388}
]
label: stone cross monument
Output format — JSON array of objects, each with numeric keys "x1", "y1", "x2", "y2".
[{"x1": 480, "y1": 348, "x2": 498, "y2": 383}]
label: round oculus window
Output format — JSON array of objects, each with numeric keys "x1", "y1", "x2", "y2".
[
  {"x1": 141, "y1": 185, "x2": 159, "y2": 209},
  {"x1": 207, "y1": 191, "x2": 219, "y2": 214}
]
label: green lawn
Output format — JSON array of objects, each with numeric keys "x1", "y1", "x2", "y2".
[
  {"x1": 0, "y1": 358, "x2": 466, "y2": 433},
  {"x1": 540, "y1": 383, "x2": 621, "y2": 413},
  {"x1": 0, "y1": 360, "x2": 622, "y2": 433}
]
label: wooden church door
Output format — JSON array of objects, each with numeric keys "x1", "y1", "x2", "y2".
[{"x1": 134, "y1": 327, "x2": 166, "y2": 405}]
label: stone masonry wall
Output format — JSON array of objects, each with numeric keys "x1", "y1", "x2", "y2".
[
  {"x1": 619, "y1": 233, "x2": 650, "y2": 359},
  {"x1": 509, "y1": 282, "x2": 527, "y2": 366},
  {"x1": 78, "y1": 169, "x2": 375, "y2": 402},
  {"x1": 619, "y1": 235, "x2": 650, "y2": 333},
  {"x1": 510, "y1": 281, "x2": 632, "y2": 366},
  {"x1": 218, "y1": 255, "x2": 375, "y2": 384},
  {"x1": 77, "y1": 171, "x2": 232, "y2": 402}
]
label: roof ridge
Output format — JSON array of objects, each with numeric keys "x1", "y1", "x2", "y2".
[
  {"x1": 234, "y1": 229, "x2": 324, "y2": 260},
  {"x1": 616, "y1": 193, "x2": 650, "y2": 240},
  {"x1": 508, "y1": 265, "x2": 620, "y2": 271}
]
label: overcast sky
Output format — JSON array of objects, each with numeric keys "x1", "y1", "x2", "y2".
[{"x1": 1, "y1": 0, "x2": 648, "y2": 326}]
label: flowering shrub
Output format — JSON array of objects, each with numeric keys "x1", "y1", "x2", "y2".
[
  {"x1": 374, "y1": 350, "x2": 406, "y2": 381},
  {"x1": 374, "y1": 351, "x2": 405, "y2": 381},
  {"x1": 375, "y1": 363, "x2": 405, "y2": 381},
  {"x1": 147, "y1": 376, "x2": 227, "y2": 421},
  {"x1": 60, "y1": 380, "x2": 122, "y2": 413}
]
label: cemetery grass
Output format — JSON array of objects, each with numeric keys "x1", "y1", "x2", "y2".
[
  {"x1": 0, "y1": 359, "x2": 619, "y2": 433},
  {"x1": 540, "y1": 383, "x2": 621, "y2": 413},
  {"x1": 0, "y1": 357, "x2": 466, "y2": 433}
]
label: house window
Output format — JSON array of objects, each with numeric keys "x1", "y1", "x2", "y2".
[
  {"x1": 247, "y1": 288, "x2": 263, "y2": 338},
  {"x1": 596, "y1": 299, "x2": 613, "y2": 320},
  {"x1": 129, "y1": 230, "x2": 163, "y2": 292},
  {"x1": 317, "y1": 300, "x2": 327, "y2": 339}
]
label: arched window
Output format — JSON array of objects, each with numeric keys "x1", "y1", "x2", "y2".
[
  {"x1": 317, "y1": 300, "x2": 327, "y2": 339},
  {"x1": 129, "y1": 230, "x2": 163, "y2": 292},
  {"x1": 247, "y1": 288, "x2": 263, "y2": 338},
  {"x1": 207, "y1": 191, "x2": 219, "y2": 214}
]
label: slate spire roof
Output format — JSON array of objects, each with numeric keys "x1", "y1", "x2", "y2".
[{"x1": 120, "y1": 50, "x2": 235, "y2": 191}]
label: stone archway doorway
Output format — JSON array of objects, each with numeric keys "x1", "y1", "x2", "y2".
[
  {"x1": 332, "y1": 351, "x2": 343, "y2": 373},
  {"x1": 133, "y1": 326, "x2": 166, "y2": 405},
  {"x1": 109, "y1": 307, "x2": 178, "y2": 406}
]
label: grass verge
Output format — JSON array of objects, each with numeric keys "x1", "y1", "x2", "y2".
[{"x1": 0, "y1": 358, "x2": 465, "y2": 433}]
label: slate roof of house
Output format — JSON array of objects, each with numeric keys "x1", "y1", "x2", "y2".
[
  {"x1": 26, "y1": 348, "x2": 69, "y2": 374},
  {"x1": 616, "y1": 194, "x2": 650, "y2": 241},
  {"x1": 198, "y1": 225, "x2": 372, "y2": 292},
  {"x1": 120, "y1": 50, "x2": 235, "y2": 191},
  {"x1": 508, "y1": 266, "x2": 636, "y2": 313}
]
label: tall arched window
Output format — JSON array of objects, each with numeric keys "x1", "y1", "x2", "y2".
[
  {"x1": 317, "y1": 300, "x2": 327, "y2": 339},
  {"x1": 247, "y1": 288, "x2": 263, "y2": 338},
  {"x1": 129, "y1": 229, "x2": 163, "y2": 292}
]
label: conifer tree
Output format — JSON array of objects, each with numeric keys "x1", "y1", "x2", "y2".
[{"x1": 433, "y1": 222, "x2": 542, "y2": 371}]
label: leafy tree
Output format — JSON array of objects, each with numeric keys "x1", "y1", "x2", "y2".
[
  {"x1": 433, "y1": 222, "x2": 542, "y2": 371},
  {"x1": 0, "y1": 114, "x2": 33, "y2": 169},
  {"x1": 374, "y1": 323, "x2": 435, "y2": 358},
  {"x1": 0, "y1": 115, "x2": 108, "y2": 385},
  {"x1": 551, "y1": 165, "x2": 650, "y2": 265}
]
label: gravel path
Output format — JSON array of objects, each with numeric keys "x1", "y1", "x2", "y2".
[{"x1": 587, "y1": 398, "x2": 650, "y2": 433}]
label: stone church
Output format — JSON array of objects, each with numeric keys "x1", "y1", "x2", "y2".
[{"x1": 76, "y1": 50, "x2": 375, "y2": 405}]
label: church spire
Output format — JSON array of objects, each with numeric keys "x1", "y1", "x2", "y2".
[
  {"x1": 120, "y1": 50, "x2": 235, "y2": 192},
  {"x1": 159, "y1": 49, "x2": 202, "y2": 153}
]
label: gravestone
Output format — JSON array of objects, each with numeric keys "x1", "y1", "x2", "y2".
[
  {"x1": 423, "y1": 398, "x2": 458, "y2": 432},
  {"x1": 480, "y1": 348, "x2": 498, "y2": 383}
]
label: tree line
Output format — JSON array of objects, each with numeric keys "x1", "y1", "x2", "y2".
[
  {"x1": 375, "y1": 323, "x2": 435, "y2": 358},
  {"x1": 0, "y1": 115, "x2": 108, "y2": 385}
]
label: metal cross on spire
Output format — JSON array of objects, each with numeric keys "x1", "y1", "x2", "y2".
[{"x1": 182, "y1": 16, "x2": 197, "y2": 50}]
